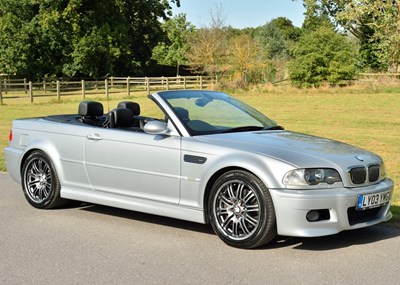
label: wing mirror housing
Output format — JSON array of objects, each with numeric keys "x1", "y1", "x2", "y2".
[{"x1": 143, "y1": 120, "x2": 169, "y2": 135}]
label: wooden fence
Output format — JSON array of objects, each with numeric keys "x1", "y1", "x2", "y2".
[{"x1": 0, "y1": 75, "x2": 216, "y2": 104}]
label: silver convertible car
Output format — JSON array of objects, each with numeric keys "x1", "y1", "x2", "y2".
[{"x1": 4, "y1": 90, "x2": 393, "y2": 248}]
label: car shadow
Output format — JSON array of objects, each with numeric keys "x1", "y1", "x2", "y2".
[
  {"x1": 70, "y1": 201, "x2": 400, "y2": 250},
  {"x1": 262, "y1": 224, "x2": 400, "y2": 251},
  {"x1": 74, "y1": 202, "x2": 215, "y2": 236}
]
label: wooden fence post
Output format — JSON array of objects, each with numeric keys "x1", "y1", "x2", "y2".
[
  {"x1": 0, "y1": 81, "x2": 3, "y2": 105},
  {"x1": 81, "y1": 80, "x2": 86, "y2": 99},
  {"x1": 24, "y1": 78, "x2": 28, "y2": 94},
  {"x1": 200, "y1": 76, "x2": 203, "y2": 90},
  {"x1": 145, "y1": 77, "x2": 150, "y2": 93},
  {"x1": 29, "y1": 81, "x2": 33, "y2": 103},
  {"x1": 56, "y1": 80, "x2": 61, "y2": 100},
  {"x1": 127, "y1": 76, "x2": 130, "y2": 98},
  {"x1": 166, "y1": 77, "x2": 169, "y2": 90},
  {"x1": 183, "y1": 77, "x2": 187, "y2": 90},
  {"x1": 105, "y1": 78, "x2": 109, "y2": 100}
]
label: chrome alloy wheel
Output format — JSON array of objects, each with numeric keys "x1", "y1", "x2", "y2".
[
  {"x1": 213, "y1": 180, "x2": 261, "y2": 241},
  {"x1": 24, "y1": 158, "x2": 52, "y2": 203}
]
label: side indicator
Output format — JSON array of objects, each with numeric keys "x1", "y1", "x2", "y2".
[{"x1": 9, "y1": 130, "x2": 12, "y2": 142}]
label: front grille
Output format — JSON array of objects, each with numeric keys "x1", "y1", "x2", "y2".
[
  {"x1": 349, "y1": 165, "x2": 381, "y2": 185},
  {"x1": 349, "y1": 167, "x2": 366, "y2": 184},
  {"x1": 368, "y1": 165, "x2": 380, "y2": 182},
  {"x1": 347, "y1": 207, "x2": 381, "y2": 225}
]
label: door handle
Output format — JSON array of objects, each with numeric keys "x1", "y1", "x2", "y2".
[{"x1": 87, "y1": 133, "x2": 103, "y2": 141}]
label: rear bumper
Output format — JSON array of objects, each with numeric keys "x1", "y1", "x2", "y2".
[
  {"x1": 271, "y1": 178, "x2": 394, "y2": 237},
  {"x1": 3, "y1": 147, "x2": 23, "y2": 184}
]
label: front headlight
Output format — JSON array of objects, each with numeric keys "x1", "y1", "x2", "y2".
[
  {"x1": 379, "y1": 161, "x2": 386, "y2": 180},
  {"x1": 283, "y1": 168, "x2": 342, "y2": 186}
]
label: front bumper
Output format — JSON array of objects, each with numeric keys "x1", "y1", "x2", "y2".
[{"x1": 270, "y1": 178, "x2": 394, "y2": 237}]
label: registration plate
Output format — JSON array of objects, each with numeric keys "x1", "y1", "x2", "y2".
[{"x1": 357, "y1": 191, "x2": 391, "y2": 210}]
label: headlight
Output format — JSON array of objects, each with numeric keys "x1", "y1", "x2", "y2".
[
  {"x1": 283, "y1": 168, "x2": 342, "y2": 186},
  {"x1": 380, "y1": 162, "x2": 386, "y2": 180}
]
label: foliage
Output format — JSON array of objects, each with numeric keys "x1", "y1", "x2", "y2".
[
  {"x1": 227, "y1": 34, "x2": 267, "y2": 87},
  {"x1": 0, "y1": 0, "x2": 178, "y2": 79},
  {"x1": 186, "y1": 26, "x2": 230, "y2": 78},
  {"x1": 151, "y1": 14, "x2": 195, "y2": 75},
  {"x1": 289, "y1": 26, "x2": 357, "y2": 87},
  {"x1": 299, "y1": 0, "x2": 400, "y2": 71},
  {"x1": 337, "y1": 1, "x2": 400, "y2": 72},
  {"x1": 256, "y1": 21, "x2": 288, "y2": 60},
  {"x1": 256, "y1": 17, "x2": 301, "y2": 61}
]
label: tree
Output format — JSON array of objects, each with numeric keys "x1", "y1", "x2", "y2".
[
  {"x1": 337, "y1": 1, "x2": 400, "y2": 71},
  {"x1": 151, "y1": 14, "x2": 195, "y2": 76},
  {"x1": 289, "y1": 26, "x2": 357, "y2": 87},
  {"x1": 256, "y1": 21, "x2": 288, "y2": 60},
  {"x1": 185, "y1": 4, "x2": 230, "y2": 78},
  {"x1": 0, "y1": 0, "x2": 180, "y2": 79},
  {"x1": 186, "y1": 27, "x2": 229, "y2": 78},
  {"x1": 228, "y1": 34, "x2": 266, "y2": 86},
  {"x1": 298, "y1": 0, "x2": 400, "y2": 71}
]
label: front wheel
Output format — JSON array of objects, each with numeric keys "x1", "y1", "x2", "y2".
[
  {"x1": 208, "y1": 170, "x2": 276, "y2": 248},
  {"x1": 21, "y1": 150, "x2": 65, "y2": 209}
]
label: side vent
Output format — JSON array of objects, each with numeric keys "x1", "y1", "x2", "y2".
[{"x1": 184, "y1": 155, "x2": 207, "y2": 165}]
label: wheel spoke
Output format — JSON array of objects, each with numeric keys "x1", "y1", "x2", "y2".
[
  {"x1": 217, "y1": 207, "x2": 231, "y2": 216},
  {"x1": 244, "y1": 214, "x2": 258, "y2": 227},
  {"x1": 243, "y1": 191, "x2": 255, "y2": 204},
  {"x1": 239, "y1": 218, "x2": 251, "y2": 235},
  {"x1": 246, "y1": 204, "x2": 259, "y2": 213},
  {"x1": 220, "y1": 195, "x2": 234, "y2": 207},
  {"x1": 226, "y1": 184, "x2": 235, "y2": 199},
  {"x1": 236, "y1": 183, "x2": 245, "y2": 200},
  {"x1": 31, "y1": 162, "x2": 40, "y2": 175},
  {"x1": 221, "y1": 214, "x2": 234, "y2": 229}
]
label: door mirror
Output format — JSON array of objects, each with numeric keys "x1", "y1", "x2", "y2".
[{"x1": 143, "y1": 120, "x2": 169, "y2": 135}]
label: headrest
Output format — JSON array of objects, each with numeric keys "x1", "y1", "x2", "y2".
[
  {"x1": 117, "y1": 101, "x2": 140, "y2": 116},
  {"x1": 112, "y1": 108, "x2": 134, "y2": 128},
  {"x1": 78, "y1": 101, "x2": 103, "y2": 117},
  {"x1": 174, "y1": 107, "x2": 189, "y2": 121}
]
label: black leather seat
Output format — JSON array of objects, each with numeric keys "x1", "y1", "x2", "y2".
[
  {"x1": 118, "y1": 101, "x2": 140, "y2": 116},
  {"x1": 112, "y1": 108, "x2": 134, "y2": 128},
  {"x1": 117, "y1": 101, "x2": 143, "y2": 128},
  {"x1": 78, "y1": 101, "x2": 104, "y2": 126}
]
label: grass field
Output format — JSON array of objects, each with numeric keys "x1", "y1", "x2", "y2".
[{"x1": 0, "y1": 84, "x2": 399, "y2": 223}]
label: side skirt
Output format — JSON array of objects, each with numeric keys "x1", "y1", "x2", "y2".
[{"x1": 61, "y1": 187, "x2": 206, "y2": 224}]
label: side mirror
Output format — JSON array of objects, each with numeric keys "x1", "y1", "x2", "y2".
[{"x1": 143, "y1": 120, "x2": 169, "y2": 135}]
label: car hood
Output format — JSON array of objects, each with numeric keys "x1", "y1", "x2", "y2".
[{"x1": 196, "y1": 130, "x2": 382, "y2": 170}]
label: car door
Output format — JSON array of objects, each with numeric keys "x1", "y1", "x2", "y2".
[{"x1": 84, "y1": 128, "x2": 181, "y2": 204}]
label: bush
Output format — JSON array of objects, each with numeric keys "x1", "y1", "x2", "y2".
[{"x1": 289, "y1": 27, "x2": 357, "y2": 87}]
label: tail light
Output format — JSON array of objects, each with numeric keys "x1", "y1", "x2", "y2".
[{"x1": 9, "y1": 130, "x2": 12, "y2": 142}]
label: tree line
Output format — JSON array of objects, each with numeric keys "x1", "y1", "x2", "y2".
[{"x1": 0, "y1": 0, "x2": 399, "y2": 87}]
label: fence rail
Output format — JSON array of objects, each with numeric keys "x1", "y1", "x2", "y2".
[{"x1": 0, "y1": 76, "x2": 215, "y2": 104}]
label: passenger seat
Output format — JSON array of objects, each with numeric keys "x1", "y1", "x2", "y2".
[{"x1": 117, "y1": 101, "x2": 144, "y2": 128}]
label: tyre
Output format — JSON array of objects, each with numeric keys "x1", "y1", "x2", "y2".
[
  {"x1": 208, "y1": 170, "x2": 277, "y2": 248},
  {"x1": 21, "y1": 150, "x2": 65, "y2": 209}
]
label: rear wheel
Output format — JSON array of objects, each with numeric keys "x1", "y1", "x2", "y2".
[
  {"x1": 22, "y1": 150, "x2": 65, "y2": 209},
  {"x1": 208, "y1": 170, "x2": 276, "y2": 248}
]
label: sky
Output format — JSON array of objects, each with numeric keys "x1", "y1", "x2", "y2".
[{"x1": 171, "y1": 0, "x2": 306, "y2": 29}]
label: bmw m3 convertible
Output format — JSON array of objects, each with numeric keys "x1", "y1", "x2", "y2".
[{"x1": 4, "y1": 90, "x2": 393, "y2": 248}]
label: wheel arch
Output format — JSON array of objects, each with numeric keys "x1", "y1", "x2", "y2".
[
  {"x1": 19, "y1": 142, "x2": 63, "y2": 182},
  {"x1": 203, "y1": 166, "x2": 262, "y2": 224}
]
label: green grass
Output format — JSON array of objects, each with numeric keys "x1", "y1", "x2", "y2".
[{"x1": 1, "y1": 86, "x2": 399, "y2": 223}]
